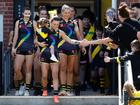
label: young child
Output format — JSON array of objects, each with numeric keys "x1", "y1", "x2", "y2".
[
  {"x1": 104, "y1": 39, "x2": 140, "y2": 90},
  {"x1": 123, "y1": 81, "x2": 140, "y2": 105},
  {"x1": 36, "y1": 18, "x2": 59, "y2": 62}
]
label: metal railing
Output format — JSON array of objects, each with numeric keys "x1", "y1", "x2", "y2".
[{"x1": 3, "y1": 48, "x2": 12, "y2": 95}]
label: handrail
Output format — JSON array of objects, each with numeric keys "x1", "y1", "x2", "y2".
[
  {"x1": 118, "y1": 48, "x2": 122, "y2": 105},
  {"x1": 3, "y1": 47, "x2": 12, "y2": 95}
]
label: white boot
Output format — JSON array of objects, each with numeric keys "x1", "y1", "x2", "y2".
[{"x1": 50, "y1": 55, "x2": 59, "y2": 62}]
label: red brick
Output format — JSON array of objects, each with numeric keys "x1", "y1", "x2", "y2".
[
  {"x1": 0, "y1": 2, "x2": 5, "y2": 6},
  {"x1": 5, "y1": 2, "x2": 13, "y2": 6},
  {"x1": 7, "y1": 6, "x2": 13, "y2": 10}
]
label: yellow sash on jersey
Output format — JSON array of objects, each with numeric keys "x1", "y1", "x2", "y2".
[
  {"x1": 91, "y1": 45, "x2": 101, "y2": 60},
  {"x1": 36, "y1": 28, "x2": 48, "y2": 53},
  {"x1": 85, "y1": 25, "x2": 95, "y2": 41},
  {"x1": 36, "y1": 28, "x2": 48, "y2": 39},
  {"x1": 58, "y1": 40, "x2": 65, "y2": 48}
]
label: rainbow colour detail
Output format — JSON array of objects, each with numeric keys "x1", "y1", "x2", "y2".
[
  {"x1": 50, "y1": 34, "x2": 56, "y2": 46},
  {"x1": 17, "y1": 25, "x2": 31, "y2": 48},
  {"x1": 58, "y1": 24, "x2": 73, "y2": 48}
]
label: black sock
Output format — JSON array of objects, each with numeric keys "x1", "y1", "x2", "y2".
[
  {"x1": 67, "y1": 85, "x2": 72, "y2": 91},
  {"x1": 42, "y1": 87, "x2": 47, "y2": 91},
  {"x1": 54, "y1": 90, "x2": 59, "y2": 95},
  {"x1": 60, "y1": 84, "x2": 66, "y2": 91},
  {"x1": 26, "y1": 84, "x2": 30, "y2": 90}
]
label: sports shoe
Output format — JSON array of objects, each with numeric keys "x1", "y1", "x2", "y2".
[
  {"x1": 15, "y1": 90, "x2": 19, "y2": 96},
  {"x1": 66, "y1": 90, "x2": 74, "y2": 96},
  {"x1": 50, "y1": 55, "x2": 59, "y2": 62},
  {"x1": 19, "y1": 85, "x2": 25, "y2": 96},
  {"x1": 53, "y1": 95, "x2": 59, "y2": 103},
  {"x1": 58, "y1": 90, "x2": 67, "y2": 96},
  {"x1": 42, "y1": 90, "x2": 48, "y2": 96},
  {"x1": 74, "y1": 85, "x2": 80, "y2": 96},
  {"x1": 24, "y1": 90, "x2": 30, "y2": 96}
]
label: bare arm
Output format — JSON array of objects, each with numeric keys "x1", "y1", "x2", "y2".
[
  {"x1": 77, "y1": 19, "x2": 84, "y2": 39},
  {"x1": 137, "y1": 31, "x2": 140, "y2": 42},
  {"x1": 59, "y1": 30, "x2": 81, "y2": 45},
  {"x1": 8, "y1": 30, "x2": 14, "y2": 47},
  {"x1": 12, "y1": 20, "x2": 19, "y2": 49},
  {"x1": 74, "y1": 21, "x2": 83, "y2": 40}
]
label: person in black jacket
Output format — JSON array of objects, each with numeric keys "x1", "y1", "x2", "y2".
[
  {"x1": 80, "y1": 4, "x2": 140, "y2": 52},
  {"x1": 104, "y1": 39, "x2": 140, "y2": 90}
]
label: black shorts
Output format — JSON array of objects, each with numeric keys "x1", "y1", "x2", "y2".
[
  {"x1": 91, "y1": 57, "x2": 105, "y2": 71},
  {"x1": 16, "y1": 48, "x2": 34, "y2": 55},
  {"x1": 59, "y1": 49, "x2": 78, "y2": 55},
  {"x1": 40, "y1": 48, "x2": 59, "y2": 63}
]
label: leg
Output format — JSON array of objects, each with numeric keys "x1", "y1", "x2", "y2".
[
  {"x1": 34, "y1": 50, "x2": 41, "y2": 83},
  {"x1": 41, "y1": 62, "x2": 49, "y2": 96},
  {"x1": 33, "y1": 51, "x2": 42, "y2": 95},
  {"x1": 50, "y1": 62, "x2": 60, "y2": 103},
  {"x1": 50, "y1": 63, "x2": 59, "y2": 91},
  {"x1": 66, "y1": 55, "x2": 76, "y2": 95},
  {"x1": 73, "y1": 55, "x2": 80, "y2": 84},
  {"x1": 98, "y1": 67, "x2": 105, "y2": 94},
  {"x1": 14, "y1": 54, "x2": 25, "y2": 95},
  {"x1": 24, "y1": 54, "x2": 34, "y2": 96},
  {"x1": 25, "y1": 54, "x2": 34, "y2": 86},
  {"x1": 14, "y1": 54, "x2": 25, "y2": 88},
  {"x1": 59, "y1": 53, "x2": 67, "y2": 95},
  {"x1": 73, "y1": 55, "x2": 80, "y2": 95}
]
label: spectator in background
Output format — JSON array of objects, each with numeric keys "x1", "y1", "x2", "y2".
[
  {"x1": 104, "y1": 39, "x2": 140, "y2": 90},
  {"x1": 123, "y1": 81, "x2": 140, "y2": 105},
  {"x1": 89, "y1": 25, "x2": 106, "y2": 94},
  {"x1": 104, "y1": 8, "x2": 119, "y2": 95},
  {"x1": 131, "y1": 3, "x2": 140, "y2": 23},
  {"x1": 80, "y1": 10, "x2": 95, "y2": 91}
]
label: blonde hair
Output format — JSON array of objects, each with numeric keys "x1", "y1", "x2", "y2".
[
  {"x1": 123, "y1": 81, "x2": 136, "y2": 97},
  {"x1": 61, "y1": 4, "x2": 71, "y2": 12}
]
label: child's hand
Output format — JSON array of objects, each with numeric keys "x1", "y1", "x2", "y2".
[{"x1": 104, "y1": 56, "x2": 111, "y2": 63}]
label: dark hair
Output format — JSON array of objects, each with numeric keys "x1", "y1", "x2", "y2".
[
  {"x1": 69, "y1": 5, "x2": 77, "y2": 14},
  {"x1": 38, "y1": 6, "x2": 47, "y2": 14},
  {"x1": 51, "y1": 17, "x2": 61, "y2": 22},
  {"x1": 95, "y1": 25, "x2": 104, "y2": 32},
  {"x1": 131, "y1": 3, "x2": 140, "y2": 9},
  {"x1": 118, "y1": 5, "x2": 129, "y2": 18},
  {"x1": 82, "y1": 10, "x2": 95, "y2": 24},
  {"x1": 23, "y1": 7, "x2": 31, "y2": 12},
  {"x1": 131, "y1": 39, "x2": 140, "y2": 51}
]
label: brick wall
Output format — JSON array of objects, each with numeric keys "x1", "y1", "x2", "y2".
[{"x1": 0, "y1": 0, "x2": 13, "y2": 49}]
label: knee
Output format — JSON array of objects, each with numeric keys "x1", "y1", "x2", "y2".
[
  {"x1": 67, "y1": 68, "x2": 73, "y2": 74},
  {"x1": 26, "y1": 69, "x2": 32, "y2": 73},
  {"x1": 60, "y1": 64, "x2": 67, "y2": 72}
]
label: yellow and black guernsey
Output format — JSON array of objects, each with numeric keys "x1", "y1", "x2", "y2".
[
  {"x1": 80, "y1": 25, "x2": 95, "y2": 64},
  {"x1": 16, "y1": 18, "x2": 34, "y2": 55},
  {"x1": 129, "y1": 91, "x2": 140, "y2": 105}
]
